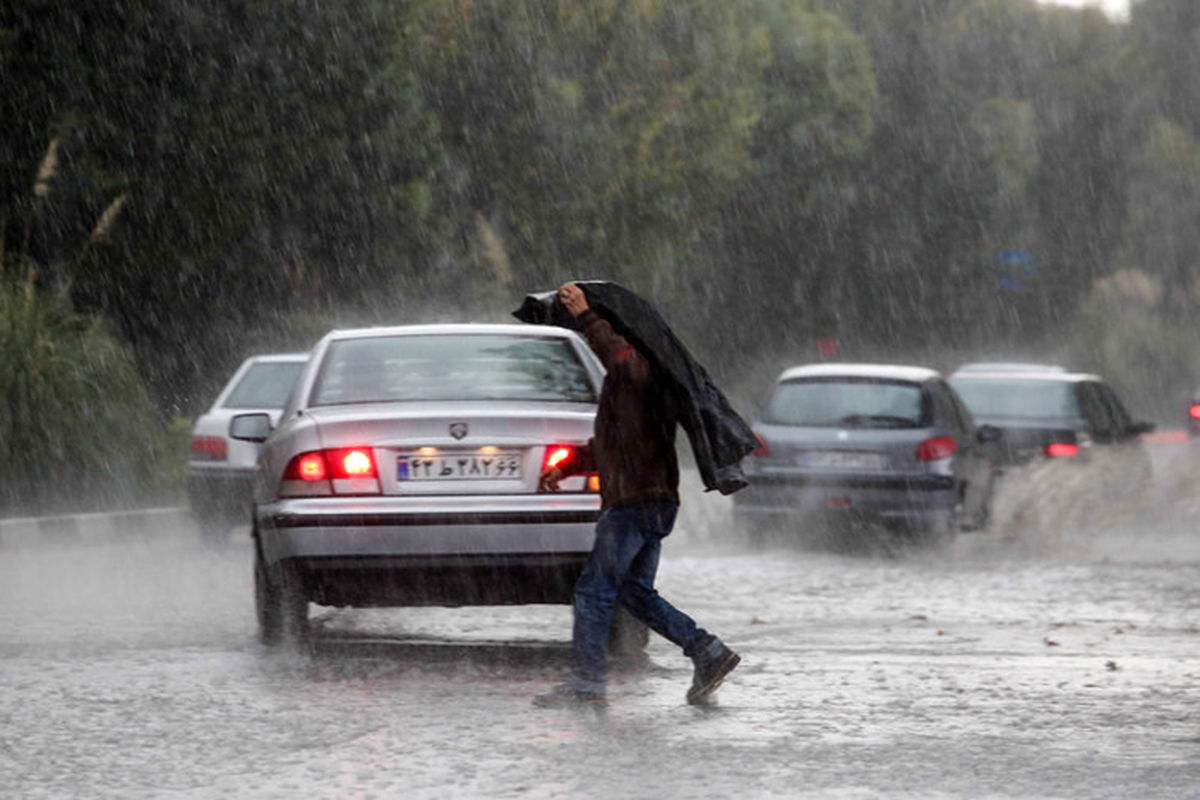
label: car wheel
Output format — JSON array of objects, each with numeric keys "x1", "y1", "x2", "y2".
[
  {"x1": 607, "y1": 606, "x2": 650, "y2": 664},
  {"x1": 255, "y1": 545, "x2": 310, "y2": 650}
]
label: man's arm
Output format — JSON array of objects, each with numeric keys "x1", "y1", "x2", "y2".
[
  {"x1": 538, "y1": 439, "x2": 595, "y2": 492},
  {"x1": 557, "y1": 283, "x2": 650, "y2": 382}
]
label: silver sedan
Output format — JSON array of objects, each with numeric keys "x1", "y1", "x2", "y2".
[{"x1": 232, "y1": 323, "x2": 613, "y2": 648}]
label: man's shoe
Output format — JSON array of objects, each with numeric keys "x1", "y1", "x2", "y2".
[
  {"x1": 532, "y1": 682, "x2": 607, "y2": 709},
  {"x1": 687, "y1": 636, "x2": 740, "y2": 705}
]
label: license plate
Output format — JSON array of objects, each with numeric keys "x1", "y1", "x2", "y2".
[
  {"x1": 800, "y1": 450, "x2": 886, "y2": 470},
  {"x1": 398, "y1": 452, "x2": 522, "y2": 481}
]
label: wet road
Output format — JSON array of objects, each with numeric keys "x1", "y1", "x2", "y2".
[{"x1": 2, "y1": 450, "x2": 1199, "y2": 799}]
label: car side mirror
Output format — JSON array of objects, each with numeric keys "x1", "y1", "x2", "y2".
[
  {"x1": 1130, "y1": 421, "x2": 1155, "y2": 436},
  {"x1": 976, "y1": 424, "x2": 1002, "y2": 444},
  {"x1": 229, "y1": 413, "x2": 272, "y2": 443}
]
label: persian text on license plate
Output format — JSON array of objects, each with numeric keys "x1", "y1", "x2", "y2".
[
  {"x1": 799, "y1": 450, "x2": 886, "y2": 470},
  {"x1": 397, "y1": 452, "x2": 521, "y2": 481}
]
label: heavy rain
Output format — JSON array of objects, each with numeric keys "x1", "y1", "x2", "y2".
[{"x1": 2, "y1": 0, "x2": 1198, "y2": 798}]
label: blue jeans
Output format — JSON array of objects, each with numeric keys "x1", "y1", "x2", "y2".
[{"x1": 569, "y1": 501, "x2": 708, "y2": 694}]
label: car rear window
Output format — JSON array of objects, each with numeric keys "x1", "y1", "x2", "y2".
[
  {"x1": 762, "y1": 378, "x2": 928, "y2": 428},
  {"x1": 949, "y1": 378, "x2": 1081, "y2": 419},
  {"x1": 310, "y1": 334, "x2": 597, "y2": 405},
  {"x1": 223, "y1": 361, "x2": 305, "y2": 409}
]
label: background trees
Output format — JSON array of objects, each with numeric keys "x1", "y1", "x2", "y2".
[{"x1": 3, "y1": 0, "x2": 1199, "y2": 508}]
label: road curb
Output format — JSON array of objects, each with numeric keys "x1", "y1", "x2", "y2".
[{"x1": 0, "y1": 506, "x2": 191, "y2": 546}]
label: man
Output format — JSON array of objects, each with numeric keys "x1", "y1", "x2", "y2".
[{"x1": 533, "y1": 282, "x2": 740, "y2": 708}]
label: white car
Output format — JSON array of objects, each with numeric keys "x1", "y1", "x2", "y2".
[
  {"x1": 230, "y1": 324, "x2": 645, "y2": 652},
  {"x1": 187, "y1": 353, "x2": 308, "y2": 530}
]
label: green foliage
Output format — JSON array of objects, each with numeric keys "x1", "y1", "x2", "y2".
[
  {"x1": 5, "y1": 0, "x2": 1200, "y2": 510},
  {"x1": 1067, "y1": 270, "x2": 1200, "y2": 422},
  {"x1": 0, "y1": 263, "x2": 170, "y2": 514}
]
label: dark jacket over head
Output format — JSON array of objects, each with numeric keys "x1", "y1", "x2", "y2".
[
  {"x1": 513, "y1": 281, "x2": 758, "y2": 495},
  {"x1": 553, "y1": 309, "x2": 679, "y2": 509}
]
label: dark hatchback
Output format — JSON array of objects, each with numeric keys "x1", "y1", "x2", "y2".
[{"x1": 948, "y1": 368, "x2": 1154, "y2": 469}]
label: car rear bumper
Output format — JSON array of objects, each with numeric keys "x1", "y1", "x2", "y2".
[
  {"x1": 733, "y1": 472, "x2": 956, "y2": 522},
  {"x1": 255, "y1": 494, "x2": 601, "y2": 606}
]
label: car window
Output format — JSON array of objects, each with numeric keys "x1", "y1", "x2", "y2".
[
  {"x1": 310, "y1": 334, "x2": 597, "y2": 405},
  {"x1": 761, "y1": 378, "x2": 929, "y2": 428},
  {"x1": 949, "y1": 378, "x2": 1081, "y2": 419},
  {"x1": 223, "y1": 361, "x2": 306, "y2": 409}
]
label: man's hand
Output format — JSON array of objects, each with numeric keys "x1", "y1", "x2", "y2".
[
  {"x1": 538, "y1": 466, "x2": 564, "y2": 492},
  {"x1": 558, "y1": 283, "x2": 589, "y2": 317}
]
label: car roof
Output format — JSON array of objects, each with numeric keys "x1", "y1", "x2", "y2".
[
  {"x1": 950, "y1": 369, "x2": 1100, "y2": 384},
  {"x1": 777, "y1": 363, "x2": 941, "y2": 383},
  {"x1": 246, "y1": 352, "x2": 309, "y2": 363},
  {"x1": 954, "y1": 362, "x2": 1065, "y2": 374},
  {"x1": 320, "y1": 323, "x2": 575, "y2": 341}
]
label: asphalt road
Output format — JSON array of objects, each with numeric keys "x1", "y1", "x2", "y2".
[{"x1": 2, "y1": 447, "x2": 1199, "y2": 799}]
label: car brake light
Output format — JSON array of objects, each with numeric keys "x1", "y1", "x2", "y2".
[
  {"x1": 286, "y1": 452, "x2": 328, "y2": 481},
  {"x1": 543, "y1": 446, "x2": 573, "y2": 471},
  {"x1": 281, "y1": 447, "x2": 381, "y2": 497},
  {"x1": 190, "y1": 436, "x2": 227, "y2": 462},
  {"x1": 327, "y1": 447, "x2": 377, "y2": 479},
  {"x1": 540, "y1": 444, "x2": 598, "y2": 493},
  {"x1": 1189, "y1": 404, "x2": 1200, "y2": 420},
  {"x1": 752, "y1": 433, "x2": 769, "y2": 457},
  {"x1": 1045, "y1": 442, "x2": 1079, "y2": 457},
  {"x1": 916, "y1": 436, "x2": 957, "y2": 461}
]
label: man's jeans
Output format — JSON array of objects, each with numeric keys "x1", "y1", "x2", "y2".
[{"x1": 569, "y1": 501, "x2": 708, "y2": 694}]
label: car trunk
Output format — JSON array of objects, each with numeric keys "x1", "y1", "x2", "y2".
[
  {"x1": 973, "y1": 415, "x2": 1084, "y2": 466},
  {"x1": 303, "y1": 401, "x2": 597, "y2": 495},
  {"x1": 752, "y1": 424, "x2": 936, "y2": 475}
]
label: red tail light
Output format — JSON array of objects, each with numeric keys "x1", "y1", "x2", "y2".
[
  {"x1": 285, "y1": 452, "x2": 328, "y2": 481},
  {"x1": 916, "y1": 436, "x2": 957, "y2": 461},
  {"x1": 752, "y1": 433, "x2": 769, "y2": 457},
  {"x1": 1189, "y1": 404, "x2": 1200, "y2": 420},
  {"x1": 190, "y1": 436, "x2": 227, "y2": 462},
  {"x1": 280, "y1": 447, "x2": 380, "y2": 497},
  {"x1": 543, "y1": 445, "x2": 574, "y2": 471},
  {"x1": 540, "y1": 444, "x2": 599, "y2": 493},
  {"x1": 327, "y1": 447, "x2": 377, "y2": 479},
  {"x1": 1045, "y1": 442, "x2": 1079, "y2": 457}
]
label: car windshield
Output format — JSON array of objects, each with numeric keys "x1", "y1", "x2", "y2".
[
  {"x1": 310, "y1": 334, "x2": 597, "y2": 405},
  {"x1": 761, "y1": 378, "x2": 927, "y2": 428},
  {"x1": 949, "y1": 378, "x2": 1081, "y2": 419},
  {"x1": 223, "y1": 361, "x2": 305, "y2": 409}
]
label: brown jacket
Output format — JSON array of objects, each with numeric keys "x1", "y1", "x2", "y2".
[{"x1": 559, "y1": 309, "x2": 680, "y2": 509}]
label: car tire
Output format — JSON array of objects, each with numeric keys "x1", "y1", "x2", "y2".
[
  {"x1": 255, "y1": 544, "x2": 310, "y2": 650},
  {"x1": 607, "y1": 606, "x2": 650, "y2": 663}
]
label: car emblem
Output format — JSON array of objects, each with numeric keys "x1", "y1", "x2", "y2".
[{"x1": 449, "y1": 422, "x2": 469, "y2": 440}]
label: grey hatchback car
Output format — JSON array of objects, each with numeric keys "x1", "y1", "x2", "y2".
[
  {"x1": 231, "y1": 323, "x2": 615, "y2": 648},
  {"x1": 734, "y1": 364, "x2": 998, "y2": 543}
]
